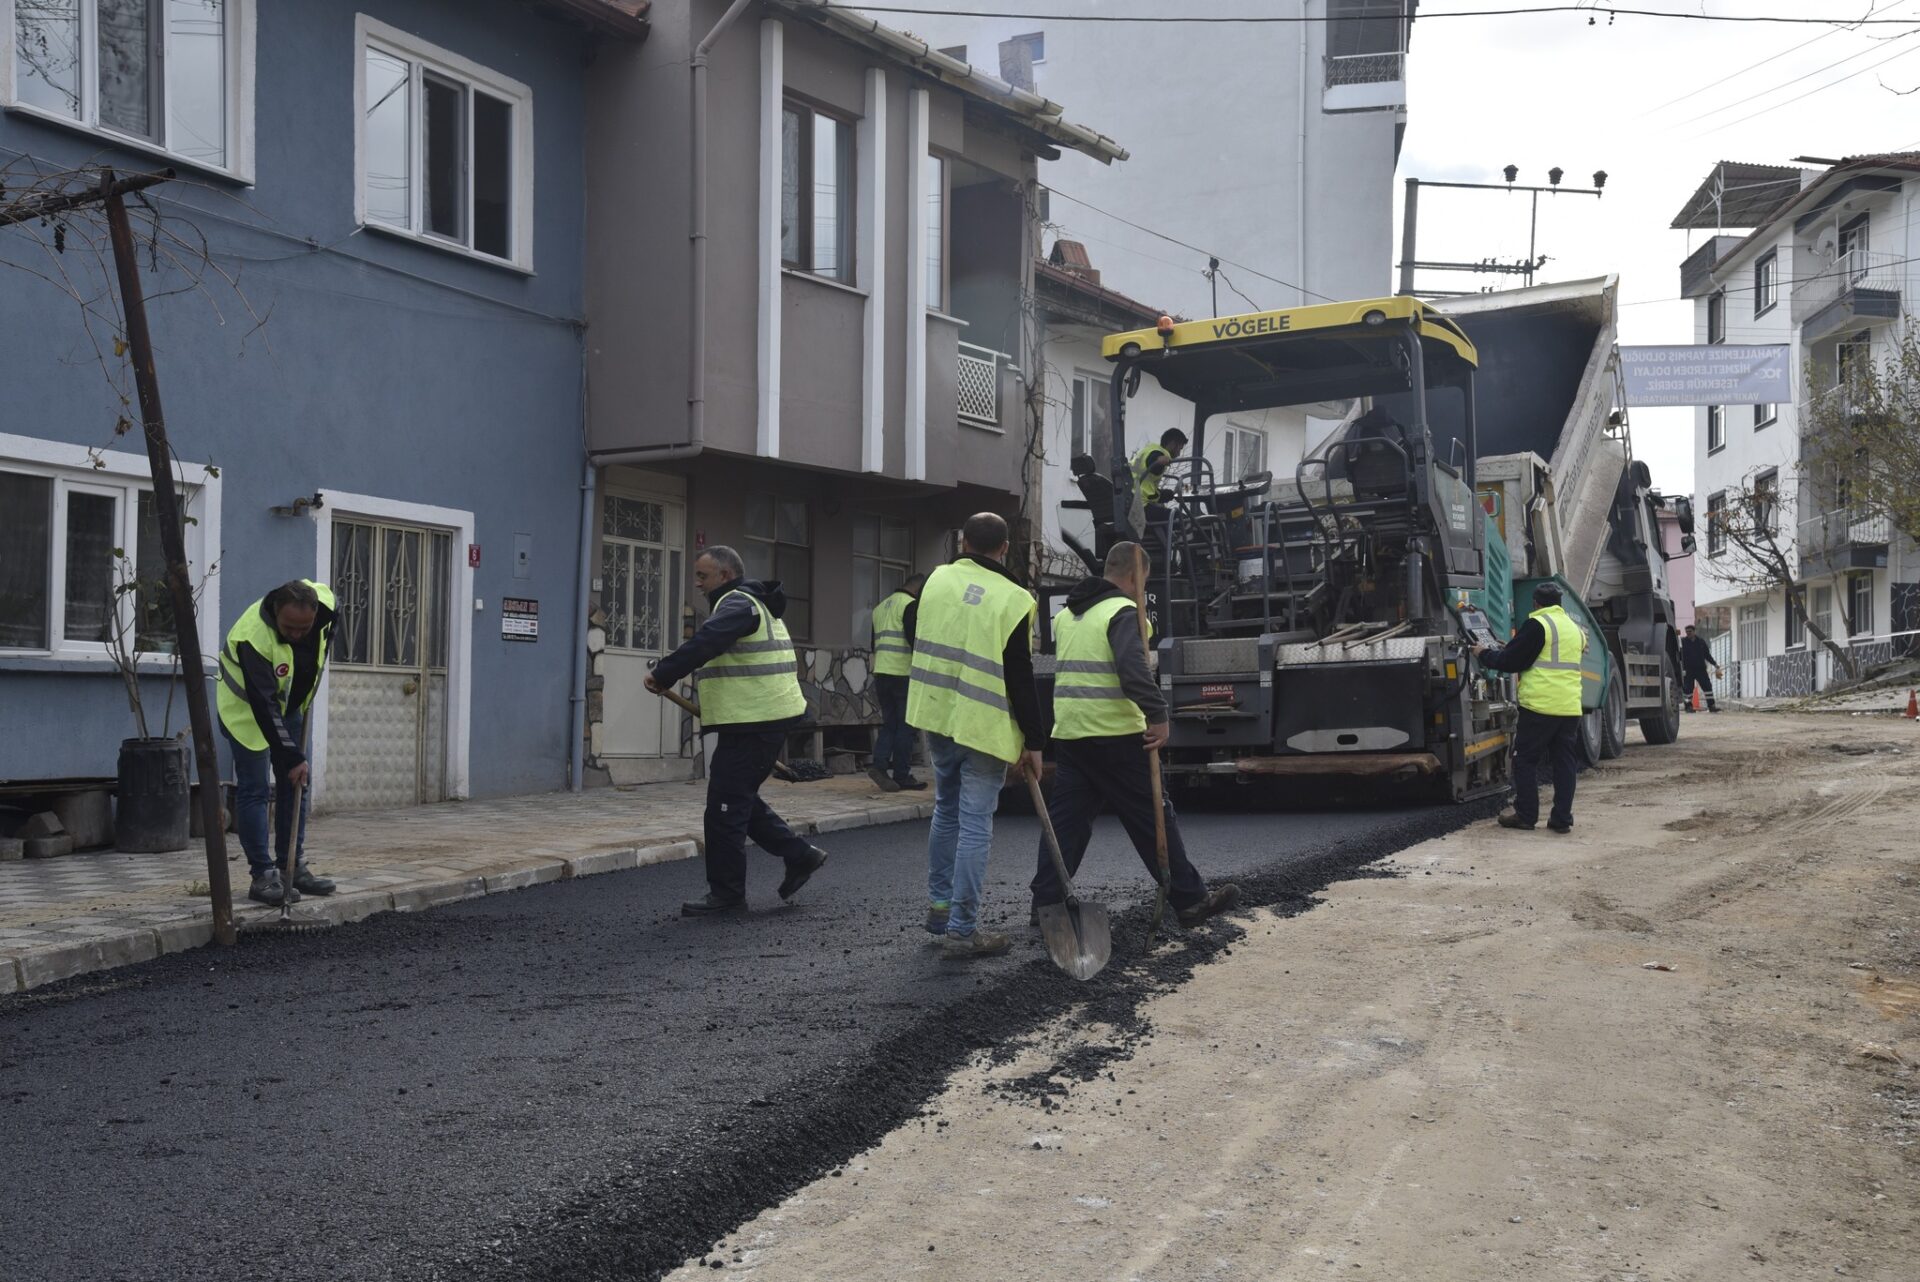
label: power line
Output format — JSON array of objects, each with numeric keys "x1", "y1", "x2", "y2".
[
  {"x1": 834, "y1": 3, "x2": 1920, "y2": 26},
  {"x1": 1676, "y1": 27, "x2": 1920, "y2": 127},
  {"x1": 1689, "y1": 37, "x2": 1920, "y2": 135},
  {"x1": 1638, "y1": 0, "x2": 1913, "y2": 116},
  {"x1": 1044, "y1": 185, "x2": 1336, "y2": 304}
]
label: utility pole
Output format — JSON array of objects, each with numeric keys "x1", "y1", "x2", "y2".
[{"x1": 1399, "y1": 167, "x2": 1608, "y2": 296}]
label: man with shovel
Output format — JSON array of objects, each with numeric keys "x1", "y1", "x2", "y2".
[
  {"x1": 645, "y1": 546, "x2": 828, "y2": 917},
  {"x1": 1029, "y1": 542, "x2": 1239, "y2": 928},
  {"x1": 216, "y1": 579, "x2": 339, "y2": 907}
]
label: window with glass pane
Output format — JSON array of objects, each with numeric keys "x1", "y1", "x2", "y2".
[
  {"x1": 601, "y1": 495, "x2": 677, "y2": 652},
  {"x1": 1813, "y1": 586, "x2": 1832, "y2": 640},
  {"x1": 133, "y1": 489, "x2": 182, "y2": 651},
  {"x1": 851, "y1": 514, "x2": 911, "y2": 646},
  {"x1": 0, "y1": 472, "x2": 54, "y2": 649},
  {"x1": 743, "y1": 495, "x2": 811, "y2": 640},
  {"x1": 780, "y1": 99, "x2": 855, "y2": 282},
  {"x1": 1223, "y1": 425, "x2": 1267, "y2": 482},
  {"x1": 1706, "y1": 492, "x2": 1727, "y2": 556},
  {"x1": 1753, "y1": 252, "x2": 1776, "y2": 316},
  {"x1": 1707, "y1": 290, "x2": 1725, "y2": 344},
  {"x1": 1849, "y1": 574, "x2": 1874, "y2": 637},
  {"x1": 62, "y1": 492, "x2": 117, "y2": 643},
  {"x1": 1786, "y1": 598, "x2": 1804, "y2": 648},
  {"x1": 1069, "y1": 372, "x2": 1109, "y2": 466},
  {"x1": 360, "y1": 33, "x2": 525, "y2": 264},
  {"x1": 330, "y1": 521, "x2": 375, "y2": 664},
  {"x1": 925, "y1": 153, "x2": 945, "y2": 308},
  {"x1": 10, "y1": 0, "x2": 230, "y2": 167},
  {"x1": 1753, "y1": 470, "x2": 1777, "y2": 536},
  {"x1": 1707, "y1": 405, "x2": 1725, "y2": 452}
]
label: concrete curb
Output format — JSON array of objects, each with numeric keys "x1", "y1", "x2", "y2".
[{"x1": 2, "y1": 802, "x2": 934, "y2": 996}]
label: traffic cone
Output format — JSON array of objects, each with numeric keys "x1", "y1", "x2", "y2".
[
  {"x1": 1691, "y1": 685, "x2": 1703, "y2": 712},
  {"x1": 1905, "y1": 689, "x2": 1918, "y2": 720}
]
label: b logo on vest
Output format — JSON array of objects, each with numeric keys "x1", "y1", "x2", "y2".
[{"x1": 963, "y1": 583, "x2": 985, "y2": 605}]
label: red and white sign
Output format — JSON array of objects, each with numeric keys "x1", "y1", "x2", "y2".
[
  {"x1": 1200, "y1": 683, "x2": 1235, "y2": 702},
  {"x1": 468, "y1": 543, "x2": 482, "y2": 569}
]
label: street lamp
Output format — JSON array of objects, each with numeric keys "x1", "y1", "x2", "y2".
[{"x1": 1399, "y1": 164, "x2": 1611, "y2": 293}]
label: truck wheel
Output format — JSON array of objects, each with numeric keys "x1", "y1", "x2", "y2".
[
  {"x1": 1575, "y1": 703, "x2": 1605, "y2": 767},
  {"x1": 1600, "y1": 666, "x2": 1628, "y2": 759},
  {"x1": 1638, "y1": 651, "x2": 1683, "y2": 745}
]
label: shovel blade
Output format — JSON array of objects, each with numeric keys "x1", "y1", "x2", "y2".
[{"x1": 1036, "y1": 900, "x2": 1112, "y2": 981}]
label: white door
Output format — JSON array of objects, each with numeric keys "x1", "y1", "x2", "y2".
[
  {"x1": 324, "y1": 519, "x2": 452, "y2": 809},
  {"x1": 599, "y1": 492, "x2": 687, "y2": 758}
]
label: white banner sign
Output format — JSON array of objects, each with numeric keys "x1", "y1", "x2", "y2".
[{"x1": 1618, "y1": 344, "x2": 1791, "y2": 407}]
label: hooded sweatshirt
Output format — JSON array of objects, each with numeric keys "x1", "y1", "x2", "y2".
[
  {"x1": 1058, "y1": 576, "x2": 1167, "y2": 726},
  {"x1": 651, "y1": 576, "x2": 809, "y2": 733}
]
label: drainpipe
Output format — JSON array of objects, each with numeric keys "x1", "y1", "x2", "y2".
[
  {"x1": 568, "y1": 448, "x2": 596, "y2": 792},
  {"x1": 1297, "y1": 2, "x2": 1309, "y2": 307}
]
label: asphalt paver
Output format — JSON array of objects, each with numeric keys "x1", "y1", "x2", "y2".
[{"x1": 2, "y1": 799, "x2": 1492, "y2": 1282}]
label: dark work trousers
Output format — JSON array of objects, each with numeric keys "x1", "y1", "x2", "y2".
[
  {"x1": 871, "y1": 673, "x2": 915, "y2": 782},
  {"x1": 705, "y1": 730, "x2": 814, "y2": 902},
  {"x1": 1030, "y1": 735, "x2": 1209, "y2": 911},
  {"x1": 1682, "y1": 665, "x2": 1718, "y2": 709},
  {"x1": 1511, "y1": 707, "x2": 1579, "y2": 828}
]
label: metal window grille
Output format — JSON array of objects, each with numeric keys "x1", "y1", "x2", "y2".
[{"x1": 957, "y1": 344, "x2": 1000, "y2": 426}]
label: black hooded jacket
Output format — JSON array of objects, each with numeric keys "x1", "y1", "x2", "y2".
[
  {"x1": 651, "y1": 577, "x2": 809, "y2": 733},
  {"x1": 1058, "y1": 576, "x2": 1167, "y2": 725}
]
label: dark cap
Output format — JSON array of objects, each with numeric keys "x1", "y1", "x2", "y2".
[{"x1": 1532, "y1": 581, "x2": 1563, "y2": 607}]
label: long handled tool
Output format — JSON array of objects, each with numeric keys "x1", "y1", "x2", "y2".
[
  {"x1": 1026, "y1": 773, "x2": 1111, "y2": 980},
  {"x1": 1135, "y1": 545, "x2": 1173, "y2": 946},
  {"x1": 651, "y1": 669, "x2": 804, "y2": 782},
  {"x1": 248, "y1": 720, "x2": 329, "y2": 936}
]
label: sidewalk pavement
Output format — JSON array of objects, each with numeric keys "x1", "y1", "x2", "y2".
[{"x1": 0, "y1": 774, "x2": 932, "y2": 995}]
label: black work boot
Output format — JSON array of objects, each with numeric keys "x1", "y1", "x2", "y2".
[
  {"x1": 1497, "y1": 812, "x2": 1536, "y2": 831},
  {"x1": 292, "y1": 864, "x2": 335, "y2": 896},
  {"x1": 1177, "y1": 883, "x2": 1242, "y2": 927},
  {"x1": 681, "y1": 893, "x2": 747, "y2": 917},
  {"x1": 777, "y1": 846, "x2": 828, "y2": 901},
  {"x1": 248, "y1": 870, "x2": 300, "y2": 906}
]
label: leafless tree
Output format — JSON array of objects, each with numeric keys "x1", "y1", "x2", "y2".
[
  {"x1": 1709, "y1": 471, "x2": 1861, "y2": 682},
  {"x1": 1799, "y1": 321, "x2": 1920, "y2": 554}
]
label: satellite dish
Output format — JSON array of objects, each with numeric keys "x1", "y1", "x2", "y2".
[{"x1": 1814, "y1": 226, "x2": 1840, "y2": 260}]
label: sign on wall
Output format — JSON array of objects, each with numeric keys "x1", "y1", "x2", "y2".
[
  {"x1": 1619, "y1": 344, "x2": 1791, "y2": 407},
  {"x1": 502, "y1": 597, "x2": 539, "y2": 642}
]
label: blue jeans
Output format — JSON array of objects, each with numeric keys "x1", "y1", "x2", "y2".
[
  {"x1": 223, "y1": 713, "x2": 311, "y2": 878},
  {"x1": 925, "y1": 732, "x2": 1006, "y2": 938},
  {"x1": 872, "y1": 674, "x2": 914, "y2": 782}
]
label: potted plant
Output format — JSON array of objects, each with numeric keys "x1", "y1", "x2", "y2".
[{"x1": 101, "y1": 537, "x2": 214, "y2": 852}]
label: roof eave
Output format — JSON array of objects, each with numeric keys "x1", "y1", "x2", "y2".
[
  {"x1": 537, "y1": 0, "x2": 651, "y2": 38},
  {"x1": 768, "y1": 0, "x2": 1128, "y2": 165}
]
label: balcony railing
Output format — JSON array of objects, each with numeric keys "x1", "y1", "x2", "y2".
[
  {"x1": 1325, "y1": 51, "x2": 1405, "y2": 87},
  {"x1": 1798, "y1": 506, "x2": 1891, "y2": 575},
  {"x1": 956, "y1": 342, "x2": 1003, "y2": 427},
  {"x1": 1790, "y1": 248, "x2": 1905, "y2": 331}
]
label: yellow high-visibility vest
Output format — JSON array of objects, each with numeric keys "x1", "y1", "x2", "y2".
[
  {"x1": 1131, "y1": 443, "x2": 1171, "y2": 504},
  {"x1": 216, "y1": 582, "x2": 336, "y2": 749},
  {"x1": 696, "y1": 590, "x2": 807, "y2": 727},
  {"x1": 907, "y1": 561, "x2": 1035, "y2": 762},
  {"x1": 871, "y1": 589, "x2": 913, "y2": 678},
  {"x1": 1051, "y1": 595, "x2": 1149, "y2": 740},
  {"x1": 1517, "y1": 603, "x2": 1586, "y2": 717}
]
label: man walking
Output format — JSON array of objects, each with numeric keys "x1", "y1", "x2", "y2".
[
  {"x1": 908, "y1": 513, "x2": 1043, "y2": 960},
  {"x1": 868, "y1": 573, "x2": 927, "y2": 792},
  {"x1": 1477, "y1": 582, "x2": 1587, "y2": 833},
  {"x1": 646, "y1": 546, "x2": 827, "y2": 916},
  {"x1": 1679, "y1": 624, "x2": 1721, "y2": 712},
  {"x1": 216, "y1": 579, "x2": 339, "y2": 906},
  {"x1": 1030, "y1": 543, "x2": 1239, "y2": 927}
]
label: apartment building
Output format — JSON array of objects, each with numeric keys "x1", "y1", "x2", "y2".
[{"x1": 1676, "y1": 155, "x2": 1920, "y2": 696}]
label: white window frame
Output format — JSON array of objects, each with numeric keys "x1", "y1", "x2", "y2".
[
  {"x1": 1706, "y1": 404, "x2": 1725, "y2": 453},
  {"x1": 1222, "y1": 422, "x2": 1268, "y2": 482},
  {"x1": 1753, "y1": 251, "x2": 1776, "y2": 317},
  {"x1": 1706, "y1": 491, "x2": 1727, "y2": 558},
  {"x1": 1706, "y1": 289, "x2": 1725, "y2": 344},
  {"x1": 1068, "y1": 370, "x2": 1109, "y2": 463},
  {"x1": 1, "y1": 0, "x2": 256, "y2": 182},
  {"x1": 0, "y1": 431, "x2": 221, "y2": 666},
  {"x1": 352, "y1": 14, "x2": 535, "y2": 272}
]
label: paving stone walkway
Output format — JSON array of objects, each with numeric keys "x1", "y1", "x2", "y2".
[{"x1": 0, "y1": 775, "x2": 932, "y2": 993}]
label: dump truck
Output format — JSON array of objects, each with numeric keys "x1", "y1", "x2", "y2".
[{"x1": 1042, "y1": 276, "x2": 1686, "y2": 801}]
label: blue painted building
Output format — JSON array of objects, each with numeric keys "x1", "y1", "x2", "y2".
[{"x1": 0, "y1": 0, "x2": 647, "y2": 809}]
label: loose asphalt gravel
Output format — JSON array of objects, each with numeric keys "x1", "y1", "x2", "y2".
[{"x1": 2, "y1": 793, "x2": 1496, "y2": 1282}]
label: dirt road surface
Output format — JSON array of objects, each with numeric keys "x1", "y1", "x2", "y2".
[{"x1": 668, "y1": 713, "x2": 1920, "y2": 1281}]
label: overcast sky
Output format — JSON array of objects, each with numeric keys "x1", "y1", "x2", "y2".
[{"x1": 1399, "y1": 0, "x2": 1920, "y2": 495}]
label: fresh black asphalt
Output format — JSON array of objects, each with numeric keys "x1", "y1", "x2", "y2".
[{"x1": 1, "y1": 796, "x2": 1496, "y2": 1282}]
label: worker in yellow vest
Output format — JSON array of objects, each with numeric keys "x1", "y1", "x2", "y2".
[
  {"x1": 647, "y1": 545, "x2": 827, "y2": 916},
  {"x1": 907, "y1": 513, "x2": 1044, "y2": 960},
  {"x1": 216, "y1": 579, "x2": 338, "y2": 906},
  {"x1": 867, "y1": 573, "x2": 927, "y2": 793},
  {"x1": 1476, "y1": 581, "x2": 1588, "y2": 833},
  {"x1": 1030, "y1": 542, "x2": 1240, "y2": 926},
  {"x1": 1129, "y1": 427, "x2": 1187, "y2": 548}
]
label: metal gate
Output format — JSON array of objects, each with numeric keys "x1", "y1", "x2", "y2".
[
  {"x1": 323, "y1": 519, "x2": 452, "y2": 810},
  {"x1": 598, "y1": 492, "x2": 687, "y2": 758}
]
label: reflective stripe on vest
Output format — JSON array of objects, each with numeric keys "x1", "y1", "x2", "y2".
[
  {"x1": 1131, "y1": 443, "x2": 1170, "y2": 504},
  {"x1": 1517, "y1": 603, "x2": 1586, "y2": 717},
  {"x1": 696, "y1": 590, "x2": 807, "y2": 727},
  {"x1": 906, "y1": 561, "x2": 1035, "y2": 762},
  {"x1": 216, "y1": 581, "x2": 337, "y2": 750},
  {"x1": 871, "y1": 590, "x2": 913, "y2": 677},
  {"x1": 1051, "y1": 595, "x2": 1148, "y2": 740}
]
